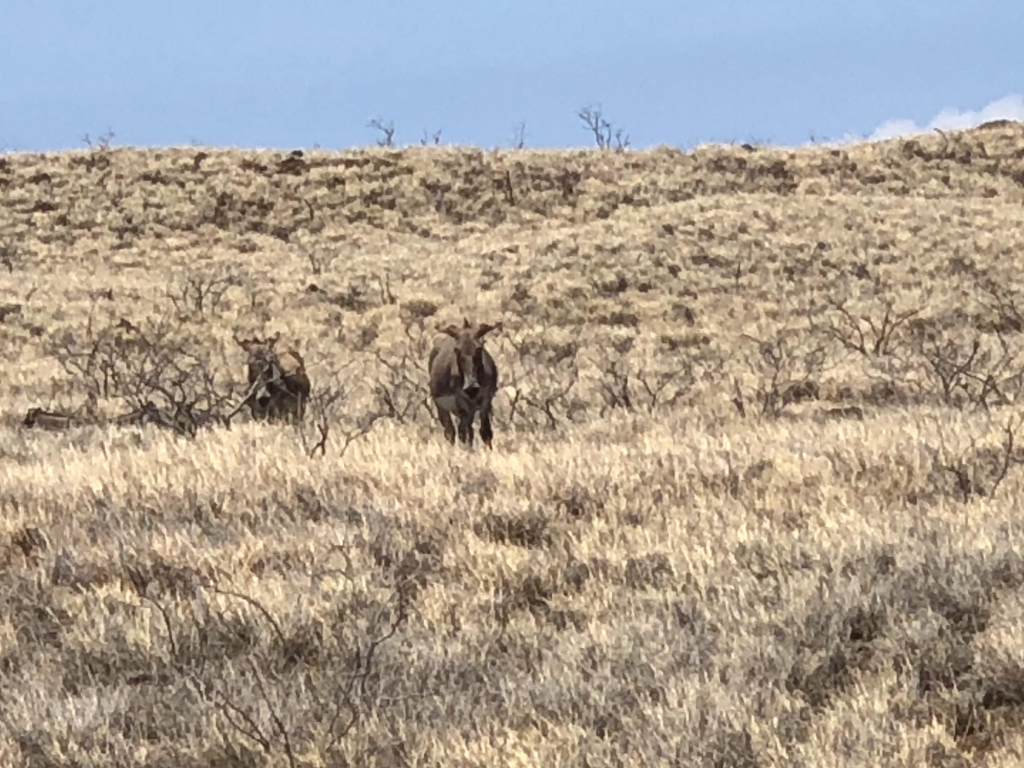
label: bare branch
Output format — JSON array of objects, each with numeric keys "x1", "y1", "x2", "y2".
[
  {"x1": 577, "y1": 104, "x2": 630, "y2": 151},
  {"x1": 740, "y1": 329, "x2": 827, "y2": 418},
  {"x1": 420, "y1": 128, "x2": 443, "y2": 146},
  {"x1": 512, "y1": 121, "x2": 527, "y2": 149},
  {"x1": 498, "y1": 333, "x2": 583, "y2": 429},
  {"x1": 248, "y1": 659, "x2": 296, "y2": 768},
  {"x1": 367, "y1": 117, "x2": 396, "y2": 147},
  {"x1": 214, "y1": 689, "x2": 273, "y2": 754},
  {"x1": 820, "y1": 296, "x2": 923, "y2": 357},
  {"x1": 166, "y1": 268, "x2": 241, "y2": 319},
  {"x1": 208, "y1": 586, "x2": 288, "y2": 650}
]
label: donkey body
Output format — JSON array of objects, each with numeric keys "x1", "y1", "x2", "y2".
[
  {"x1": 22, "y1": 408, "x2": 76, "y2": 431},
  {"x1": 428, "y1": 319, "x2": 501, "y2": 448},
  {"x1": 234, "y1": 333, "x2": 311, "y2": 423}
]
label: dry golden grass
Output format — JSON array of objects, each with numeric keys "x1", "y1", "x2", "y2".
[{"x1": 3, "y1": 121, "x2": 1024, "y2": 766}]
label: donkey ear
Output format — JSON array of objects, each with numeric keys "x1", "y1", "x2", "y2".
[
  {"x1": 437, "y1": 323, "x2": 461, "y2": 339},
  {"x1": 267, "y1": 332, "x2": 281, "y2": 348},
  {"x1": 475, "y1": 322, "x2": 502, "y2": 339},
  {"x1": 233, "y1": 334, "x2": 251, "y2": 351}
]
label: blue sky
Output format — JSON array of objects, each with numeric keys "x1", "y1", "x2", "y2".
[{"x1": 2, "y1": 0, "x2": 1022, "y2": 152}]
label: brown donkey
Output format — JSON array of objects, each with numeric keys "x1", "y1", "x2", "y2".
[
  {"x1": 22, "y1": 408, "x2": 77, "y2": 431},
  {"x1": 428, "y1": 318, "x2": 501, "y2": 448},
  {"x1": 233, "y1": 333, "x2": 311, "y2": 423}
]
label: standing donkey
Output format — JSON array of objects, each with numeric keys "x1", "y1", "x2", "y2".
[
  {"x1": 428, "y1": 318, "x2": 501, "y2": 448},
  {"x1": 233, "y1": 333, "x2": 311, "y2": 423}
]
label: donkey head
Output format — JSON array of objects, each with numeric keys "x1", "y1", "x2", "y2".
[
  {"x1": 233, "y1": 333, "x2": 285, "y2": 415},
  {"x1": 437, "y1": 318, "x2": 501, "y2": 400},
  {"x1": 234, "y1": 333, "x2": 281, "y2": 377}
]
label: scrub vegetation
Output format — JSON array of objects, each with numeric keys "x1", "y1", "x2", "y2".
[{"x1": 2, "y1": 119, "x2": 1024, "y2": 766}]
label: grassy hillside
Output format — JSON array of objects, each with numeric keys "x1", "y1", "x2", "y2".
[{"x1": 3, "y1": 121, "x2": 1024, "y2": 766}]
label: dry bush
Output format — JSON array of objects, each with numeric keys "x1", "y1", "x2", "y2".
[
  {"x1": 46, "y1": 313, "x2": 235, "y2": 431},
  {"x1": 820, "y1": 293, "x2": 925, "y2": 358},
  {"x1": 166, "y1": 267, "x2": 243, "y2": 320},
  {"x1": 578, "y1": 104, "x2": 630, "y2": 152},
  {"x1": 295, "y1": 366, "x2": 383, "y2": 459},
  {"x1": 590, "y1": 340, "x2": 704, "y2": 416},
  {"x1": 369, "y1": 321, "x2": 435, "y2": 427},
  {"x1": 497, "y1": 330, "x2": 585, "y2": 429},
  {"x1": 925, "y1": 414, "x2": 1024, "y2": 503},
  {"x1": 736, "y1": 327, "x2": 828, "y2": 418},
  {"x1": 914, "y1": 331, "x2": 1024, "y2": 410}
]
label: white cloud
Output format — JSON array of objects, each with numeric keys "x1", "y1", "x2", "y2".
[
  {"x1": 815, "y1": 93, "x2": 1024, "y2": 147},
  {"x1": 866, "y1": 93, "x2": 1024, "y2": 142}
]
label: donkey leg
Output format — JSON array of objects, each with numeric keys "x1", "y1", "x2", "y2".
[
  {"x1": 457, "y1": 414, "x2": 474, "y2": 446},
  {"x1": 479, "y1": 405, "x2": 494, "y2": 449},
  {"x1": 437, "y1": 408, "x2": 457, "y2": 445}
]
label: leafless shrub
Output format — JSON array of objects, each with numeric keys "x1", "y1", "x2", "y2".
[
  {"x1": 304, "y1": 245, "x2": 340, "y2": 277},
  {"x1": 595, "y1": 354, "x2": 633, "y2": 414},
  {"x1": 167, "y1": 268, "x2": 242, "y2": 319},
  {"x1": 976, "y1": 274, "x2": 1024, "y2": 334},
  {"x1": 80, "y1": 128, "x2": 115, "y2": 151},
  {"x1": 367, "y1": 118, "x2": 396, "y2": 148},
  {"x1": 820, "y1": 295, "x2": 924, "y2": 357},
  {"x1": 862, "y1": 348, "x2": 923, "y2": 406},
  {"x1": 929, "y1": 415, "x2": 1024, "y2": 502},
  {"x1": 511, "y1": 121, "x2": 527, "y2": 149},
  {"x1": 738, "y1": 329, "x2": 828, "y2": 418},
  {"x1": 114, "y1": 400, "x2": 211, "y2": 436},
  {"x1": 48, "y1": 315, "x2": 234, "y2": 432},
  {"x1": 170, "y1": 581, "x2": 411, "y2": 764},
  {"x1": 592, "y1": 345, "x2": 700, "y2": 415},
  {"x1": 578, "y1": 104, "x2": 630, "y2": 152},
  {"x1": 207, "y1": 658, "x2": 298, "y2": 767},
  {"x1": 296, "y1": 369, "x2": 383, "y2": 459},
  {"x1": 915, "y1": 331, "x2": 1023, "y2": 410},
  {"x1": 634, "y1": 358, "x2": 699, "y2": 411},
  {"x1": 420, "y1": 129, "x2": 443, "y2": 146},
  {"x1": 497, "y1": 332, "x2": 583, "y2": 429},
  {"x1": 71, "y1": 128, "x2": 116, "y2": 172},
  {"x1": 370, "y1": 323, "x2": 433, "y2": 425},
  {"x1": 372, "y1": 357, "x2": 428, "y2": 423}
]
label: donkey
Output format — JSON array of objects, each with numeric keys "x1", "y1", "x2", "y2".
[
  {"x1": 233, "y1": 333, "x2": 311, "y2": 423},
  {"x1": 428, "y1": 318, "x2": 501, "y2": 448},
  {"x1": 22, "y1": 407, "x2": 77, "y2": 431}
]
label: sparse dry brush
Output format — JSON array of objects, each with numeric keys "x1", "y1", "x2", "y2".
[{"x1": 2, "y1": 122, "x2": 1024, "y2": 765}]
